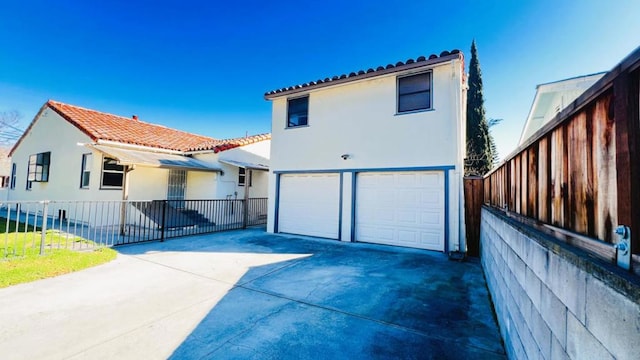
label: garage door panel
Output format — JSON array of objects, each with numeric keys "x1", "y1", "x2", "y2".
[
  {"x1": 356, "y1": 171, "x2": 445, "y2": 251},
  {"x1": 278, "y1": 173, "x2": 340, "y2": 239}
]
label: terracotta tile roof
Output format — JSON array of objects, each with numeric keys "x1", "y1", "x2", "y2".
[
  {"x1": 46, "y1": 100, "x2": 215, "y2": 152},
  {"x1": 264, "y1": 49, "x2": 462, "y2": 99},
  {"x1": 10, "y1": 100, "x2": 270, "y2": 156},
  {"x1": 189, "y1": 133, "x2": 271, "y2": 153}
]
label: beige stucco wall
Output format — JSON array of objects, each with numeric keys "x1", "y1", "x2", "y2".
[{"x1": 267, "y1": 58, "x2": 466, "y2": 250}]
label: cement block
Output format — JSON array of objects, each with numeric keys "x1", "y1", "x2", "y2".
[
  {"x1": 529, "y1": 308, "x2": 552, "y2": 360},
  {"x1": 529, "y1": 240, "x2": 550, "y2": 284},
  {"x1": 526, "y1": 266, "x2": 542, "y2": 311},
  {"x1": 585, "y1": 277, "x2": 640, "y2": 360},
  {"x1": 513, "y1": 252, "x2": 526, "y2": 288},
  {"x1": 566, "y1": 311, "x2": 614, "y2": 360},
  {"x1": 550, "y1": 334, "x2": 569, "y2": 360},
  {"x1": 546, "y1": 251, "x2": 587, "y2": 324},
  {"x1": 540, "y1": 283, "x2": 567, "y2": 349}
]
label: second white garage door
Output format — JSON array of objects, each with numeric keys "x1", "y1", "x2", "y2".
[
  {"x1": 278, "y1": 173, "x2": 340, "y2": 239},
  {"x1": 355, "y1": 171, "x2": 445, "y2": 251}
]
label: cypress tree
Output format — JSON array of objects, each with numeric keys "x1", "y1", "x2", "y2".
[{"x1": 465, "y1": 40, "x2": 492, "y2": 175}]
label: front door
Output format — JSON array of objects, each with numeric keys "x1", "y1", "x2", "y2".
[{"x1": 167, "y1": 169, "x2": 187, "y2": 208}]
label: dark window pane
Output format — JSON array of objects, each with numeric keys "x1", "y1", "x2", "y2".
[
  {"x1": 399, "y1": 92, "x2": 430, "y2": 112},
  {"x1": 287, "y1": 97, "x2": 309, "y2": 127},
  {"x1": 103, "y1": 158, "x2": 124, "y2": 171},
  {"x1": 82, "y1": 172, "x2": 90, "y2": 187},
  {"x1": 102, "y1": 172, "x2": 123, "y2": 187},
  {"x1": 399, "y1": 73, "x2": 430, "y2": 95}
]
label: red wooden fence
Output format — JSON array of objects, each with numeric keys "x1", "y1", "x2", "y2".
[{"x1": 483, "y1": 46, "x2": 640, "y2": 257}]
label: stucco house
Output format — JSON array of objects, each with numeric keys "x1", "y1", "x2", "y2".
[
  {"x1": 518, "y1": 72, "x2": 605, "y2": 145},
  {"x1": 8, "y1": 100, "x2": 270, "y2": 207},
  {"x1": 264, "y1": 50, "x2": 467, "y2": 253}
]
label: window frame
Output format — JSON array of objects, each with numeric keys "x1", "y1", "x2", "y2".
[
  {"x1": 10, "y1": 163, "x2": 16, "y2": 189},
  {"x1": 286, "y1": 95, "x2": 309, "y2": 128},
  {"x1": 237, "y1": 168, "x2": 253, "y2": 187},
  {"x1": 397, "y1": 71, "x2": 433, "y2": 114},
  {"x1": 238, "y1": 167, "x2": 246, "y2": 186},
  {"x1": 100, "y1": 156, "x2": 125, "y2": 189},
  {"x1": 80, "y1": 153, "x2": 92, "y2": 189},
  {"x1": 27, "y1": 151, "x2": 51, "y2": 183}
]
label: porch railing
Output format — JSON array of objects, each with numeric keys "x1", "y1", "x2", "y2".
[{"x1": 0, "y1": 198, "x2": 268, "y2": 258}]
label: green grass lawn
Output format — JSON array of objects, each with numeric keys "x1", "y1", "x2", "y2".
[{"x1": 0, "y1": 218, "x2": 117, "y2": 288}]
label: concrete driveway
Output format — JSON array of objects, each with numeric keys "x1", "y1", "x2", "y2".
[{"x1": 0, "y1": 229, "x2": 505, "y2": 359}]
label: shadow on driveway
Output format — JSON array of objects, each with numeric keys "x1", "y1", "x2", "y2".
[
  {"x1": 0, "y1": 228, "x2": 505, "y2": 360},
  {"x1": 118, "y1": 229, "x2": 506, "y2": 359}
]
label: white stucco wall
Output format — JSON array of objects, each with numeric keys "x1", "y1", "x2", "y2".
[
  {"x1": 8, "y1": 107, "x2": 270, "y2": 205},
  {"x1": 8, "y1": 108, "x2": 124, "y2": 202},
  {"x1": 193, "y1": 140, "x2": 270, "y2": 200},
  {"x1": 267, "y1": 57, "x2": 466, "y2": 251}
]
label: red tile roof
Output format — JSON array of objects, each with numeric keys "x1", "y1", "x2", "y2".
[
  {"x1": 10, "y1": 100, "x2": 270, "y2": 155},
  {"x1": 264, "y1": 49, "x2": 462, "y2": 99},
  {"x1": 46, "y1": 100, "x2": 215, "y2": 152},
  {"x1": 189, "y1": 133, "x2": 271, "y2": 153}
]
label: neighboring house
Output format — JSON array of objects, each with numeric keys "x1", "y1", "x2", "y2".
[
  {"x1": 264, "y1": 50, "x2": 467, "y2": 253},
  {"x1": 0, "y1": 147, "x2": 11, "y2": 200},
  {"x1": 8, "y1": 101, "x2": 270, "y2": 207},
  {"x1": 518, "y1": 72, "x2": 605, "y2": 145}
]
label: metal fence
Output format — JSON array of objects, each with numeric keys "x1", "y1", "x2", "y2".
[{"x1": 1, "y1": 198, "x2": 268, "y2": 258}]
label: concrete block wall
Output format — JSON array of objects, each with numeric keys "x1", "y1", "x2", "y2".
[{"x1": 480, "y1": 207, "x2": 640, "y2": 360}]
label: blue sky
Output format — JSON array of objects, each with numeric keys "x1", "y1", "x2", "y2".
[{"x1": 1, "y1": 0, "x2": 639, "y2": 158}]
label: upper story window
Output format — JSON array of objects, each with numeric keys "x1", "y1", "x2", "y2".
[
  {"x1": 287, "y1": 96, "x2": 309, "y2": 127},
  {"x1": 397, "y1": 72, "x2": 432, "y2": 113},
  {"x1": 80, "y1": 153, "x2": 92, "y2": 189},
  {"x1": 101, "y1": 157, "x2": 124, "y2": 189},
  {"x1": 27, "y1": 152, "x2": 51, "y2": 183}
]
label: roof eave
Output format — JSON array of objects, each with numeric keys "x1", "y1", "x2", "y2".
[{"x1": 264, "y1": 53, "x2": 462, "y2": 100}]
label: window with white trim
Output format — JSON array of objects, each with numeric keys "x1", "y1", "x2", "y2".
[
  {"x1": 101, "y1": 157, "x2": 124, "y2": 188},
  {"x1": 238, "y1": 168, "x2": 252, "y2": 187},
  {"x1": 397, "y1": 72, "x2": 432, "y2": 113},
  {"x1": 287, "y1": 96, "x2": 309, "y2": 127},
  {"x1": 26, "y1": 152, "x2": 51, "y2": 190},
  {"x1": 80, "y1": 153, "x2": 92, "y2": 188}
]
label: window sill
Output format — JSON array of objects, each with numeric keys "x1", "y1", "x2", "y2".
[
  {"x1": 395, "y1": 108, "x2": 435, "y2": 116},
  {"x1": 100, "y1": 187, "x2": 123, "y2": 190},
  {"x1": 285, "y1": 125, "x2": 309, "y2": 130}
]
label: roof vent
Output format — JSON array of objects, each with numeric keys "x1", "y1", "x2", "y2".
[{"x1": 132, "y1": 115, "x2": 138, "y2": 120}]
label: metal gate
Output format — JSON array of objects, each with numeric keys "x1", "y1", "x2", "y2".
[{"x1": 167, "y1": 170, "x2": 186, "y2": 208}]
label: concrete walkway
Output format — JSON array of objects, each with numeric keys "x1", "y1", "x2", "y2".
[{"x1": 0, "y1": 229, "x2": 505, "y2": 359}]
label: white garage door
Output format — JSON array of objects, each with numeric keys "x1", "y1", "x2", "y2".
[
  {"x1": 355, "y1": 171, "x2": 445, "y2": 251},
  {"x1": 278, "y1": 173, "x2": 340, "y2": 239}
]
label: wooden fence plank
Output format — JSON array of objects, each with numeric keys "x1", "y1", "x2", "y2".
[
  {"x1": 593, "y1": 93, "x2": 617, "y2": 242},
  {"x1": 538, "y1": 136, "x2": 550, "y2": 223},
  {"x1": 615, "y1": 70, "x2": 640, "y2": 254},
  {"x1": 528, "y1": 144, "x2": 538, "y2": 219},
  {"x1": 521, "y1": 150, "x2": 529, "y2": 217},
  {"x1": 464, "y1": 177, "x2": 483, "y2": 257},
  {"x1": 551, "y1": 127, "x2": 566, "y2": 227},
  {"x1": 569, "y1": 112, "x2": 589, "y2": 234}
]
